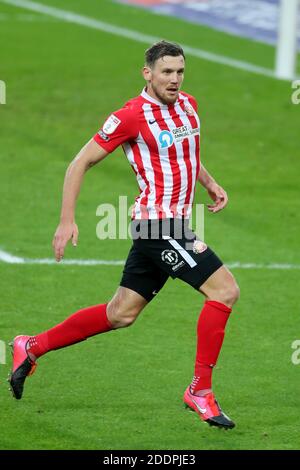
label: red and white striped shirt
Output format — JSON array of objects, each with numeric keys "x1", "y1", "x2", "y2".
[{"x1": 93, "y1": 88, "x2": 200, "y2": 219}]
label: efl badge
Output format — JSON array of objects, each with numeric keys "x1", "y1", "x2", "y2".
[{"x1": 102, "y1": 114, "x2": 121, "y2": 135}]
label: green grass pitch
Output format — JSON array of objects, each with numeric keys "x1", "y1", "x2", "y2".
[{"x1": 0, "y1": 0, "x2": 300, "y2": 450}]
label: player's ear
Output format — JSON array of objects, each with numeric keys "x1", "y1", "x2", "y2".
[{"x1": 142, "y1": 66, "x2": 152, "y2": 81}]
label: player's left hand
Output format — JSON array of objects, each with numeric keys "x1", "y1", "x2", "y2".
[{"x1": 206, "y1": 183, "x2": 228, "y2": 213}]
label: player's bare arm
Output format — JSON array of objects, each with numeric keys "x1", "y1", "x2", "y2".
[
  {"x1": 52, "y1": 139, "x2": 108, "y2": 262},
  {"x1": 197, "y1": 164, "x2": 228, "y2": 213}
]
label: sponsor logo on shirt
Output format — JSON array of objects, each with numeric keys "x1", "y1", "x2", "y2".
[
  {"x1": 102, "y1": 114, "x2": 121, "y2": 135},
  {"x1": 158, "y1": 126, "x2": 199, "y2": 148},
  {"x1": 172, "y1": 125, "x2": 199, "y2": 141},
  {"x1": 159, "y1": 130, "x2": 174, "y2": 148}
]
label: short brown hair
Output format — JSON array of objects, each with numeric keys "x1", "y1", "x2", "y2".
[{"x1": 145, "y1": 40, "x2": 185, "y2": 68}]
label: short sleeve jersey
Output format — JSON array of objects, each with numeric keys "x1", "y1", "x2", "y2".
[{"x1": 94, "y1": 88, "x2": 200, "y2": 220}]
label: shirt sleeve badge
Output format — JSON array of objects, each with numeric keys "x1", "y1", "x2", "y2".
[{"x1": 102, "y1": 114, "x2": 121, "y2": 134}]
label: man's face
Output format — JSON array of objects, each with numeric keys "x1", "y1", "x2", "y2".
[{"x1": 143, "y1": 55, "x2": 185, "y2": 105}]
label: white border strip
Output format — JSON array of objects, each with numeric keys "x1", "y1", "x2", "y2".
[
  {"x1": 1, "y1": 248, "x2": 299, "y2": 269},
  {"x1": 0, "y1": 0, "x2": 283, "y2": 80}
]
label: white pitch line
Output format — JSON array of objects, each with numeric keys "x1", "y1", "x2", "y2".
[
  {"x1": 0, "y1": 249, "x2": 124, "y2": 265},
  {"x1": 1, "y1": 248, "x2": 300, "y2": 269},
  {"x1": 0, "y1": 0, "x2": 281, "y2": 80},
  {"x1": 0, "y1": 249, "x2": 25, "y2": 264},
  {"x1": 226, "y1": 261, "x2": 300, "y2": 270}
]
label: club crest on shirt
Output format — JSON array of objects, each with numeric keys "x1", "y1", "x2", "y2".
[
  {"x1": 102, "y1": 114, "x2": 121, "y2": 135},
  {"x1": 184, "y1": 104, "x2": 194, "y2": 116}
]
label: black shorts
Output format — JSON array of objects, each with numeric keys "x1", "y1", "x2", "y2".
[{"x1": 120, "y1": 219, "x2": 223, "y2": 302}]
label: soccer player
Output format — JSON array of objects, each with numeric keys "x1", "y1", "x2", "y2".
[{"x1": 9, "y1": 41, "x2": 239, "y2": 429}]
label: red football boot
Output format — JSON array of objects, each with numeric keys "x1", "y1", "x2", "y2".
[
  {"x1": 9, "y1": 335, "x2": 37, "y2": 400},
  {"x1": 183, "y1": 386, "x2": 235, "y2": 429}
]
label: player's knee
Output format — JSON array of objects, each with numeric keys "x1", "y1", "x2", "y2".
[
  {"x1": 113, "y1": 309, "x2": 139, "y2": 328},
  {"x1": 107, "y1": 302, "x2": 142, "y2": 328},
  {"x1": 221, "y1": 281, "x2": 240, "y2": 307},
  {"x1": 118, "y1": 314, "x2": 137, "y2": 328}
]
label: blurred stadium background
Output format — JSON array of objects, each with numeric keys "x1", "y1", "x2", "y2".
[{"x1": 0, "y1": 0, "x2": 300, "y2": 450}]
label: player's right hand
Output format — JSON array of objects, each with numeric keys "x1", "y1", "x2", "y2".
[{"x1": 52, "y1": 221, "x2": 79, "y2": 262}]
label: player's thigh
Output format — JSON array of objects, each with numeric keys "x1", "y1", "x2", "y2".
[
  {"x1": 199, "y1": 264, "x2": 240, "y2": 306},
  {"x1": 120, "y1": 244, "x2": 169, "y2": 303}
]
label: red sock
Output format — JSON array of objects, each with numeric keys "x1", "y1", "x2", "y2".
[
  {"x1": 191, "y1": 300, "x2": 232, "y2": 393},
  {"x1": 27, "y1": 303, "x2": 112, "y2": 358}
]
